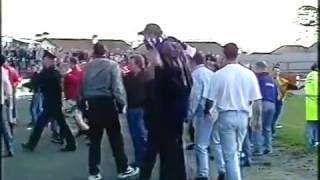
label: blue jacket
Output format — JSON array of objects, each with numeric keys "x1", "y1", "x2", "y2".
[{"x1": 256, "y1": 72, "x2": 277, "y2": 103}]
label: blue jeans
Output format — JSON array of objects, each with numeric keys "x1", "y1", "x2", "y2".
[
  {"x1": 126, "y1": 108, "x2": 147, "y2": 167},
  {"x1": 194, "y1": 108, "x2": 215, "y2": 177},
  {"x1": 212, "y1": 120, "x2": 226, "y2": 175},
  {"x1": 30, "y1": 92, "x2": 43, "y2": 124},
  {"x1": 217, "y1": 111, "x2": 248, "y2": 180},
  {"x1": 241, "y1": 124, "x2": 252, "y2": 163},
  {"x1": 252, "y1": 101, "x2": 276, "y2": 153},
  {"x1": 305, "y1": 121, "x2": 319, "y2": 148},
  {"x1": 272, "y1": 100, "x2": 283, "y2": 134},
  {"x1": 1, "y1": 106, "x2": 14, "y2": 154}
]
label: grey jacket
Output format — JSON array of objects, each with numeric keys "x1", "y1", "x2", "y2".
[{"x1": 80, "y1": 58, "x2": 127, "y2": 106}]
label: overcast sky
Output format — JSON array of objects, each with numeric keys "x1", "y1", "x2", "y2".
[{"x1": 2, "y1": 0, "x2": 317, "y2": 52}]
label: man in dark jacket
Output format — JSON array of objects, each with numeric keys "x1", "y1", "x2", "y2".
[
  {"x1": 22, "y1": 50, "x2": 76, "y2": 152},
  {"x1": 138, "y1": 23, "x2": 193, "y2": 180},
  {"x1": 123, "y1": 54, "x2": 151, "y2": 168}
]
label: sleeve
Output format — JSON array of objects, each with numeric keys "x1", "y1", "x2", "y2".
[
  {"x1": 3, "y1": 70, "x2": 13, "y2": 109},
  {"x1": 188, "y1": 72, "x2": 202, "y2": 118},
  {"x1": 111, "y1": 63, "x2": 127, "y2": 106},
  {"x1": 205, "y1": 74, "x2": 217, "y2": 101},
  {"x1": 248, "y1": 72, "x2": 262, "y2": 101}
]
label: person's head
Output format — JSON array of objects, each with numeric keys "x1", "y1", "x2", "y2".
[
  {"x1": 129, "y1": 54, "x2": 146, "y2": 74},
  {"x1": 205, "y1": 54, "x2": 218, "y2": 71},
  {"x1": 0, "y1": 54, "x2": 7, "y2": 66},
  {"x1": 272, "y1": 64, "x2": 281, "y2": 77},
  {"x1": 138, "y1": 23, "x2": 163, "y2": 40},
  {"x1": 69, "y1": 57, "x2": 79, "y2": 69},
  {"x1": 93, "y1": 43, "x2": 106, "y2": 58},
  {"x1": 31, "y1": 64, "x2": 37, "y2": 72},
  {"x1": 311, "y1": 62, "x2": 318, "y2": 71},
  {"x1": 192, "y1": 51, "x2": 206, "y2": 66},
  {"x1": 254, "y1": 61, "x2": 268, "y2": 73},
  {"x1": 42, "y1": 50, "x2": 56, "y2": 69},
  {"x1": 223, "y1": 43, "x2": 239, "y2": 62}
]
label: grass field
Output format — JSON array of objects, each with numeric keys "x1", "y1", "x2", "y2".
[{"x1": 277, "y1": 95, "x2": 308, "y2": 148}]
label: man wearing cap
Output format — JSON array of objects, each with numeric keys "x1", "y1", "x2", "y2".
[
  {"x1": 138, "y1": 23, "x2": 193, "y2": 180},
  {"x1": 80, "y1": 43, "x2": 139, "y2": 180},
  {"x1": 205, "y1": 43, "x2": 262, "y2": 180},
  {"x1": 22, "y1": 50, "x2": 76, "y2": 152},
  {"x1": 251, "y1": 61, "x2": 277, "y2": 156}
]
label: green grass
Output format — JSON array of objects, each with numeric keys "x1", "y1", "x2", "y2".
[{"x1": 277, "y1": 95, "x2": 308, "y2": 148}]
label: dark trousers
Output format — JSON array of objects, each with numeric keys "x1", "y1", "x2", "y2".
[
  {"x1": 272, "y1": 100, "x2": 283, "y2": 134},
  {"x1": 140, "y1": 100, "x2": 187, "y2": 180},
  {"x1": 27, "y1": 109, "x2": 76, "y2": 149},
  {"x1": 87, "y1": 97, "x2": 128, "y2": 175}
]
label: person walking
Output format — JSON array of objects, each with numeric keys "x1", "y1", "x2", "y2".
[
  {"x1": 63, "y1": 57, "x2": 89, "y2": 136},
  {"x1": 80, "y1": 43, "x2": 139, "y2": 180},
  {"x1": 187, "y1": 51, "x2": 214, "y2": 180},
  {"x1": 304, "y1": 62, "x2": 319, "y2": 149},
  {"x1": 22, "y1": 50, "x2": 76, "y2": 152},
  {"x1": 205, "y1": 43, "x2": 262, "y2": 180},
  {"x1": 252, "y1": 61, "x2": 277, "y2": 155}
]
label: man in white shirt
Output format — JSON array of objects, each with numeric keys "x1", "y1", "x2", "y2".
[
  {"x1": 1, "y1": 54, "x2": 14, "y2": 157},
  {"x1": 205, "y1": 43, "x2": 262, "y2": 180},
  {"x1": 187, "y1": 51, "x2": 215, "y2": 180}
]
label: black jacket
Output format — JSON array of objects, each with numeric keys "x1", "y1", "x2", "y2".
[{"x1": 38, "y1": 67, "x2": 63, "y2": 115}]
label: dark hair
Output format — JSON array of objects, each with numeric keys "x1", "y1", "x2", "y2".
[
  {"x1": 206, "y1": 54, "x2": 217, "y2": 62},
  {"x1": 93, "y1": 43, "x2": 106, "y2": 57},
  {"x1": 255, "y1": 61, "x2": 268, "y2": 69},
  {"x1": 78, "y1": 51, "x2": 89, "y2": 61},
  {"x1": 193, "y1": 51, "x2": 205, "y2": 65},
  {"x1": 69, "y1": 57, "x2": 79, "y2": 65},
  {"x1": 130, "y1": 54, "x2": 145, "y2": 69},
  {"x1": 311, "y1": 62, "x2": 318, "y2": 71},
  {"x1": 223, "y1": 43, "x2": 239, "y2": 60},
  {"x1": 0, "y1": 54, "x2": 7, "y2": 66}
]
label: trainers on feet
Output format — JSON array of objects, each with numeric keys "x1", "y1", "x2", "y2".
[
  {"x1": 88, "y1": 173, "x2": 102, "y2": 180},
  {"x1": 275, "y1": 124, "x2": 283, "y2": 129},
  {"x1": 117, "y1": 166, "x2": 139, "y2": 179}
]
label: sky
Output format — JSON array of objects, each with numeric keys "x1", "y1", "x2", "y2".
[{"x1": 2, "y1": 0, "x2": 318, "y2": 52}]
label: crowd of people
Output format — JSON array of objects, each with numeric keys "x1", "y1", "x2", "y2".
[{"x1": 0, "y1": 23, "x2": 318, "y2": 180}]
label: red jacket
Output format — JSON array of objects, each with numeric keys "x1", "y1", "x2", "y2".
[
  {"x1": 64, "y1": 66, "x2": 83, "y2": 100},
  {"x1": 3, "y1": 65, "x2": 21, "y2": 88}
]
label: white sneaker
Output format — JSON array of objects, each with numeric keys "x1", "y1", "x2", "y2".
[
  {"x1": 88, "y1": 173, "x2": 102, "y2": 180},
  {"x1": 117, "y1": 166, "x2": 139, "y2": 179}
]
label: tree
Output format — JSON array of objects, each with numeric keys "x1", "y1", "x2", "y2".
[
  {"x1": 35, "y1": 34, "x2": 42, "y2": 38},
  {"x1": 294, "y1": 5, "x2": 318, "y2": 43},
  {"x1": 42, "y1": 32, "x2": 50, "y2": 36}
]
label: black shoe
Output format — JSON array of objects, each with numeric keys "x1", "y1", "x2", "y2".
[
  {"x1": 195, "y1": 177, "x2": 208, "y2": 180},
  {"x1": 21, "y1": 143, "x2": 34, "y2": 152},
  {"x1": 76, "y1": 129, "x2": 89, "y2": 138},
  {"x1": 186, "y1": 143, "x2": 195, "y2": 150},
  {"x1": 217, "y1": 173, "x2": 225, "y2": 180},
  {"x1": 51, "y1": 137, "x2": 64, "y2": 145},
  {"x1": 60, "y1": 146, "x2": 76, "y2": 152},
  {"x1": 263, "y1": 149, "x2": 272, "y2": 155}
]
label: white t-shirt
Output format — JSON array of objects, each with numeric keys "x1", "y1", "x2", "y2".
[
  {"x1": 205, "y1": 63, "x2": 262, "y2": 113},
  {"x1": 1, "y1": 67, "x2": 12, "y2": 105}
]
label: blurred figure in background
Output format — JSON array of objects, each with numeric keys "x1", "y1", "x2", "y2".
[
  {"x1": 1, "y1": 54, "x2": 14, "y2": 157},
  {"x1": 63, "y1": 57, "x2": 89, "y2": 137},
  {"x1": 28, "y1": 64, "x2": 43, "y2": 128},
  {"x1": 304, "y1": 62, "x2": 319, "y2": 149}
]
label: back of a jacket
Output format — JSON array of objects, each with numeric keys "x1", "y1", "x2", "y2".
[{"x1": 81, "y1": 58, "x2": 126, "y2": 106}]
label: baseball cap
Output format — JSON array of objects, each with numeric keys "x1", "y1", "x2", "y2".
[
  {"x1": 138, "y1": 23, "x2": 163, "y2": 36},
  {"x1": 43, "y1": 50, "x2": 56, "y2": 59}
]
